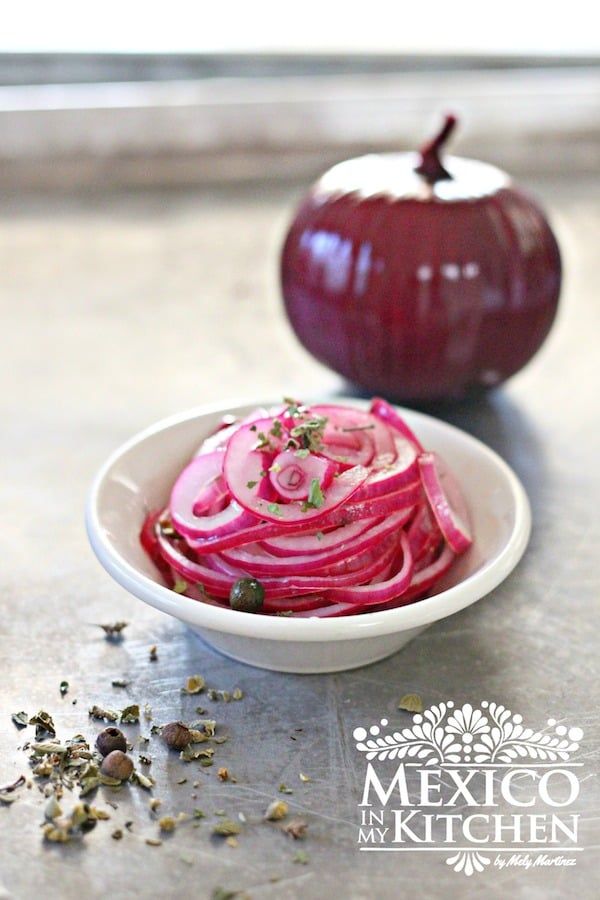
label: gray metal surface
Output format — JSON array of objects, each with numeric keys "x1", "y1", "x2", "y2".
[{"x1": 0, "y1": 177, "x2": 598, "y2": 899}]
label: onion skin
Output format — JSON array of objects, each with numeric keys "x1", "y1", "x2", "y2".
[{"x1": 280, "y1": 131, "x2": 561, "y2": 402}]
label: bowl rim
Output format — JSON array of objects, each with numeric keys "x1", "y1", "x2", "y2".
[{"x1": 86, "y1": 397, "x2": 531, "y2": 642}]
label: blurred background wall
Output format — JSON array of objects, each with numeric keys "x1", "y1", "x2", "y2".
[{"x1": 0, "y1": 0, "x2": 598, "y2": 189}]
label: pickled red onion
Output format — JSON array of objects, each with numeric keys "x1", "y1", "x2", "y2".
[{"x1": 141, "y1": 399, "x2": 472, "y2": 617}]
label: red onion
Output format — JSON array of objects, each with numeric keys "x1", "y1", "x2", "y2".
[
  {"x1": 223, "y1": 417, "x2": 369, "y2": 523},
  {"x1": 261, "y1": 515, "x2": 381, "y2": 556},
  {"x1": 370, "y1": 397, "x2": 424, "y2": 452},
  {"x1": 141, "y1": 400, "x2": 472, "y2": 617},
  {"x1": 280, "y1": 116, "x2": 561, "y2": 403},
  {"x1": 219, "y1": 510, "x2": 410, "y2": 576},
  {"x1": 268, "y1": 449, "x2": 335, "y2": 500},
  {"x1": 418, "y1": 452, "x2": 472, "y2": 553}
]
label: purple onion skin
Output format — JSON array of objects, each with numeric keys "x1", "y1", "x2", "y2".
[{"x1": 280, "y1": 159, "x2": 561, "y2": 403}]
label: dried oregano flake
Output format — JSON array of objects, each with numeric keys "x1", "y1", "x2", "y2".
[
  {"x1": 182, "y1": 675, "x2": 205, "y2": 695},
  {"x1": 398, "y1": 693, "x2": 423, "y2": 713},
  {"x1": 11, "y1": 711, "x2": 28, "y2": 729},
  {"x1": 99, "y1": 621, "x2": 128, "y2": 639}
]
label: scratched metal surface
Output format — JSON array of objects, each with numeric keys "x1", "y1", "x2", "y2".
[{"x1": 0, "y1": 177, "x2": 598, "y2": 899}]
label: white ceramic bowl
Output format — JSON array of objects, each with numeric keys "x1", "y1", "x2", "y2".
[{"x1": 86, "y1": 399, "x2": 531, "y2": 673}]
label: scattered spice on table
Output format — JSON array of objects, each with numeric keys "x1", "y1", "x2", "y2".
[
  {"x1": 131, "y1": 770, "x2": 155, "y2": 790},
  {"x1": 264, "y1": 800, "x2": 288, "y2": 821},
  {"x1": 96, "y1": 726, "x2": 127, "y2": 756},
  {"x1": 211, "y1": 888, "x2": 239, "y2": 900},
  {"x1": 284, "y1": 818, "x2": 308, "y2": 840},
  {"x1": 99, "y1": 621, "x2": 128, "y2": 639},
  {"x1": 0, "y1": 775, "x2": 26, "y2": 805},
  {"x1": 162, "y1": 722, "x2": 192, "y2": 750},
  {"x1": 159, "y1": 815, "x2": 178, "y2": 833},
  {"x1": 89, "y1": 704, "x2": 119, "y2": 722},
  {"x1": 101, "y1": 750, "x2": 134, "y2": 781},
  {"x1": 4, "y1": 669, "x2": 318, "y2": 867},
  {"x1": 29, "y1": 710, "x2": 56, "y2": 738},
  {"x1": 182, "y1": 675, "x2": 205, "y2": 695},
  {"x1": 120, "y1": 704, "x2": 140, "y2": 724},
  {"x1": 398, "y1": 693, "x2": 423, "y2": 713},
  {"x1": 212, "y1": 818, "x2": 241, "y2": 836}
]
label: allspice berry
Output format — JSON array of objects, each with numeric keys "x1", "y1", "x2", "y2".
[
  {"x1": 161, "y1": 721, "x2": 192, "y2": 750},
  {"x1": 100, "y1": 750, "x2": 134, "y2": 781},
  {"x1": 96, "y1": 726, "x2": 127, "y2": 757}
]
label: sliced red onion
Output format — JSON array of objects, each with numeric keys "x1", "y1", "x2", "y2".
[
  {"x1": 156, "y1": 527, "x2": 396, "y2": 598},
  {"x1": 191, "y1": 474, "x2": 229, "y2": 516},
  {"x1": 262, "y1": 593, "x2": 333, "y2": 614},
  {"x1": 224, "y1": 418, "x2": 369, "y2": 524},
  {"x1": 195, "y1": 422, "x2": 239, "y2": 456},
  {"x1": 338, "y1": 481, "x2": 421, "y2": 522},
  {"x1": 351, "y1": 437, "x2": 418, "y2": 500},
  {"x1": 140, "y1": 510, "x2": 173, "y2": 577},
  {"x1": 321, "y1": 423, "x2": 375, "y2": 467},
  {"x1": 311, "y1": 404, "x2": 396, "y2": 465},
  {"x1": 219, "y1": 511, "x2": 410, "y2": 576},
  {"x1": 296, "y1": 542, "x2": 455, "y2": 617},
  {"x1": 407, "y1": 501, "x2": 441, "y2": 560},
  {"x1": 268, "y1": 449, "x2": 335, "y2": 501},
  {"x1": 322, "y1": 532, "x2": 412, "y2": 605},
  {"x1": 418, "y1": 452, "x2": 472, "y2": 554},
  {"x1": 184, "y1": 481, "x2": 421, "y2": 554},
  {"x1": 141, "y1": 399, "x2": 472, "y2": 619},
  {"x1": 397, "y1": 543, "x2": 456, "y2": 602},
  {"x1": 261, "y1": 517, "x2": 381, "y2": 557},
  {"x1": 195, "y1": 407, "x2": 278, "y2": 456},
  {"x1": 170, "y1": 453, "x2": 256, "y2": 538},
  {"x1": 370, "y1": 397, "x2": 424, "y2": 452}
]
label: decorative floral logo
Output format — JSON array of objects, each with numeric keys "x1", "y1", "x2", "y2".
[
  {"x1": 354, "y1": 701, "x2": 584, "y2": 876},
  {"x1": 445, "y1": 850, "x2": 490, "y2": 876},
  {"x1": 353, "y1": 701, "x2": 583, "y2": 766}
]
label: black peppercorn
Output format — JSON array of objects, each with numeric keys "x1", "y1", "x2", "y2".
[{"x1": 229, "y1": 577, "x2": 265, "y2": 613}]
